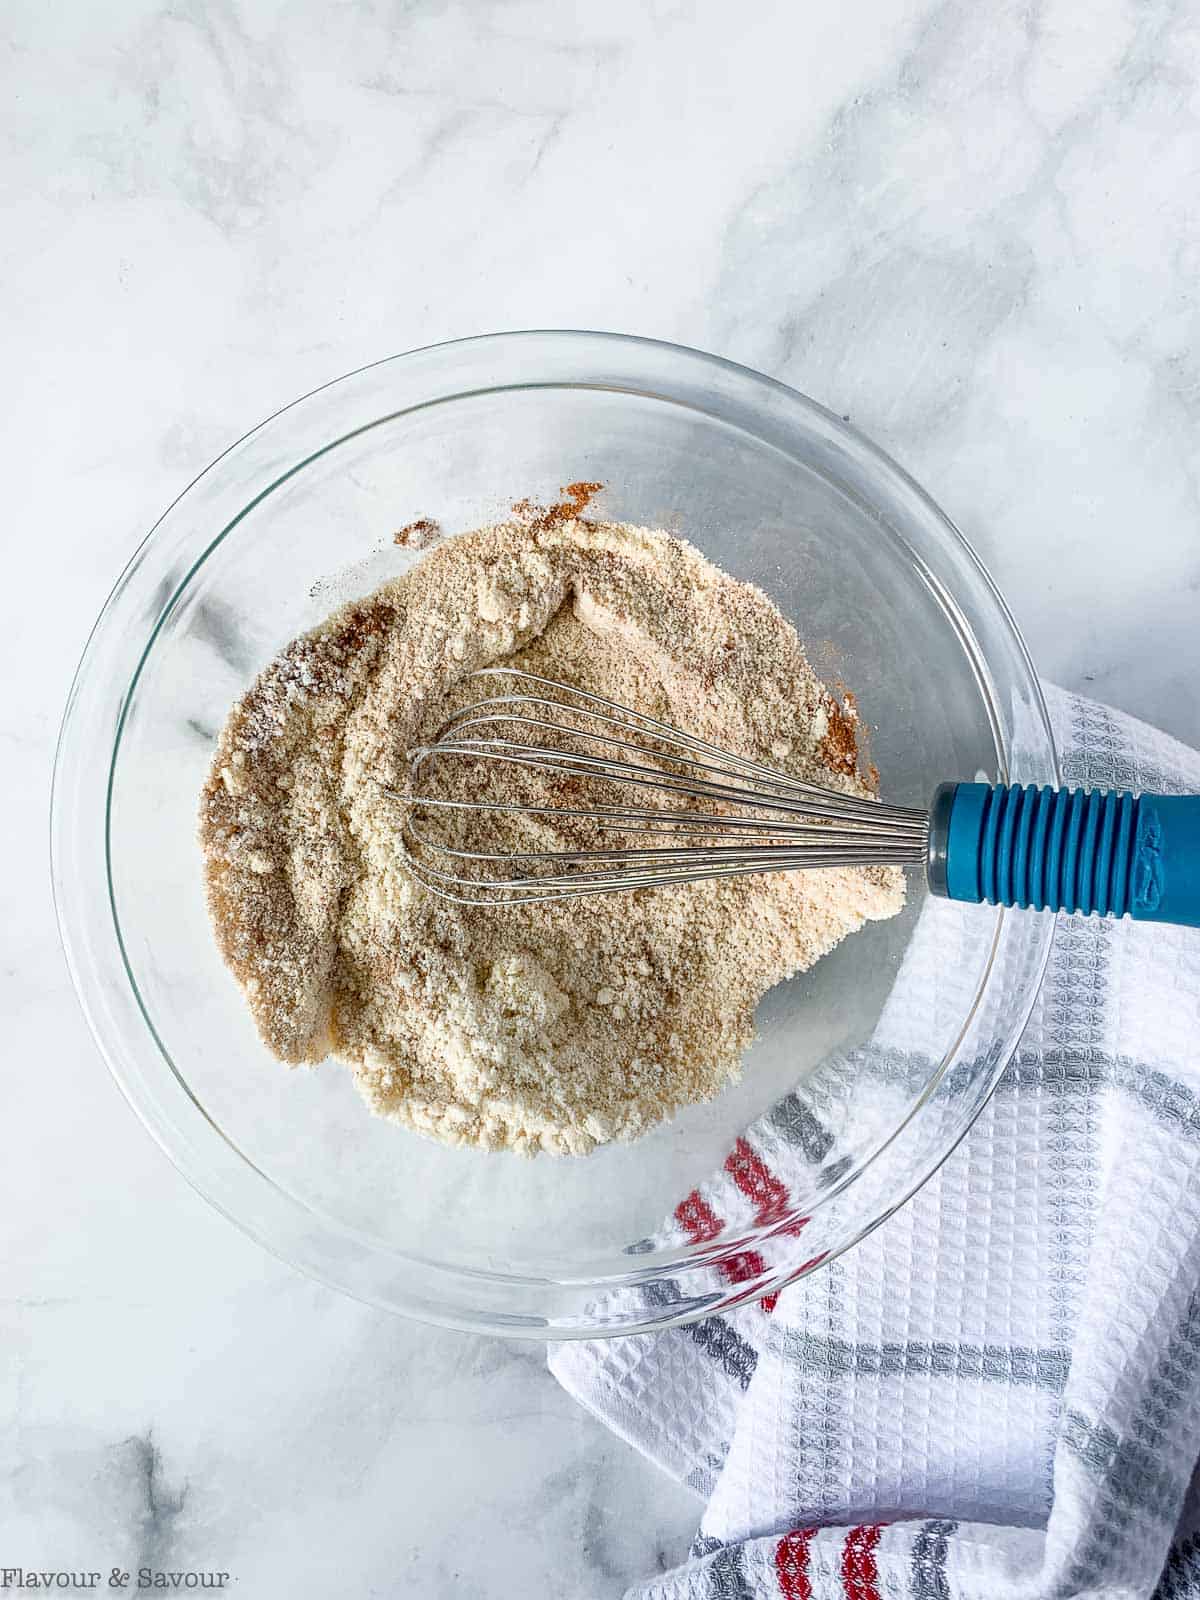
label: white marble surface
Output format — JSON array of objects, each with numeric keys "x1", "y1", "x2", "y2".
[{"x1": 4, "y1": 0, "x2": 1200, "y2": 1592}]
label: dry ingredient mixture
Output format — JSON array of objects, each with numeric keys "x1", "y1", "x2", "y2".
[{"x1": 200, "y1": 492, "x2": 904, "y2": 1156}]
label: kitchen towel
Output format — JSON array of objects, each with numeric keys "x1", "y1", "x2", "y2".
[{"x1": 551, "y1": 687, "x2": 1200, "y2": 1600}]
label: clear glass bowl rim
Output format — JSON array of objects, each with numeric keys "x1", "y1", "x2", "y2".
[{"x1": 51, "y1": 330, "x2": 1057, "y2": 1337}]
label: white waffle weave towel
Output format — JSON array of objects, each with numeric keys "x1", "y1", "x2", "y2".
[{"x1": 551, "y1": 688, "x2": 1200, "y2": 1600}]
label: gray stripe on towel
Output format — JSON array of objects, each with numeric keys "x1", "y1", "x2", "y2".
[
  {"x1": 911, "y1": 1518, "x2": 957, "y2": 1600},
  {"x1": 781, "y1": 1331, "x2": 1070, "y2": 1391}
]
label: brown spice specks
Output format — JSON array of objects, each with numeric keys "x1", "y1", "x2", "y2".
[
  {"x1": 821, "y1": 690, "x2": 862, "y2": 778},
  {"x1": 513, "y1": 481, "x2": 604, "y2": 535},
  {"x1": 393, "y1": 518, "x2": 442, "y2": 549}
]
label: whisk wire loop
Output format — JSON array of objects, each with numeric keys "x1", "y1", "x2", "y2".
[{"x1": 399, "y1": 668, "x2": 927, "y2": 906}]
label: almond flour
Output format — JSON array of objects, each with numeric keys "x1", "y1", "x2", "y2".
[{"x1": 199, "y1": 508, "x2": 905, "y2": 1156}]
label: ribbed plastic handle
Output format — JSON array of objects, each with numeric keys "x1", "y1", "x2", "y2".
[{"x1": 933, "y1": 783, "x2": 1200, "y2": 927}]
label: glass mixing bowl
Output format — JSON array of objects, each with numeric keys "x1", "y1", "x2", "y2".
[{"x1": 52, "y1": 332, "x2": 1056, "y2": 1337}]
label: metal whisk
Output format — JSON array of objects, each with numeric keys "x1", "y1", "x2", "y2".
[
  {"x1": 396, "y1": 668, "x2": 1200, "y2": 927},
  {"x1": 401, "y1": 668, "x2": 928, "y2": 906}
]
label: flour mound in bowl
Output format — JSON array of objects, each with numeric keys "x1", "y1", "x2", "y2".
[{"x1": 199, "y1": 508, "x2": 905, "y2": 1156}]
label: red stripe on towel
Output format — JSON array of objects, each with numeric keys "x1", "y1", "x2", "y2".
[
  {"x1": 675, "y1": 1189, "x2": 723, "y2": 1243},
  {"x1": 724, "y1": 1137, "x2": 814, "y2": 1313},
  {"x1": 775, "y1": 1527, "x2": 815, "y2": 1599},
  {"x1": 841, "y1": 1524, "x2": 883, "y2": 1600},
  {"x1": 725, "y1": 1137, "x2": 805, "y2": 1232},
  {"x1": 675, "y1": 1188, "x2": 771, "y2": 1307}
]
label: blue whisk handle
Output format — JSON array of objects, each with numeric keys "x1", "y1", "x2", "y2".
[{"x1": 930, "y1": 783, "x2": 1200, "y2": 927}]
